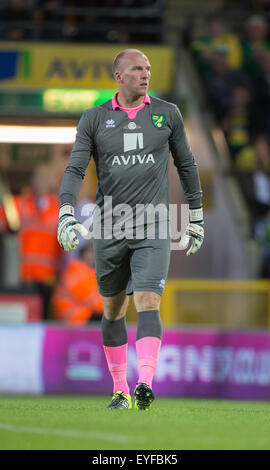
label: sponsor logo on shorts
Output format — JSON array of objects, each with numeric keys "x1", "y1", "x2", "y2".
[{"x1": 159, "y1": 279, "x2": 166, "y2": 290}]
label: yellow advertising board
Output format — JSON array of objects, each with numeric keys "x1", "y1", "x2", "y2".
[{"x1": 0, "y1": 42, "x2": 175, "y2": 93}]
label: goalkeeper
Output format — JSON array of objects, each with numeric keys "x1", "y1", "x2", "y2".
[{"x1": 58, "y1": 49, "x2": 204, "y2": 410}]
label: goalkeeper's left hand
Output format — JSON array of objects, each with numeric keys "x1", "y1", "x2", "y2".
[{"x1": 179, "y1": 207, "x2": 204, "y2": 256}]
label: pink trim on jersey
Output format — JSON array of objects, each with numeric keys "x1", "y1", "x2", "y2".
[{"x1": 112, "y1": 92, "x2": 151, "y2": 119}]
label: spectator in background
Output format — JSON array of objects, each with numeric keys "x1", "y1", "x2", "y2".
[
  {"x1": 205, "y1": 51, "x2": 249, "y2": 121},
  {"x1": 257, "y1": 211, "x2": 270, "y2": 278},
  {"x1": 235, "y1": 133, "x2": 270, "y2": 277},
  {"x1": 126, "y1": 0, "x2": 163, "y2": 44},
  {"x1": 221, "y1": 81, "x2": 253, "y2": 158},
  {"x1": 31, "y1": 0, "x2": 63, "y2": 41},
  {"x1": 99, "y1": 0, "x2": 131, "y2": 44},
  {"x1": 61, "y1": 14, "x2": 81, "y2": 43},
  {"x1": 250, "y1": 134, "x2": 270, "y2": 222},
  {"x1": 52, "y1": 243, "x2": 103, "y2": 325},
  {"x1": 236, "y1": 133, "x2": 270, "y2": 172},
  {"x1": 250, "y1": 136, "x2": 270, "y2": 277},
  {"x1": 252, "y1": 49, "x2": 270, "y2": 134},
  {"x1": 0, "y1": 168, "x2": 63, "y2": 320},
  {"x1": 242, "y1": 15, "x2": 270, "y2": 78},
  {"x1": 191, "y1": 14, "x2": 243, "y2": 79},
  {"x1": 235, "y1": 133, "x2": 270, "y2": 226}
]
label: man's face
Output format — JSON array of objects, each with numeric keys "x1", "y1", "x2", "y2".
[{"x1": 115, "y1": 53, "x2": 151, "y2": 96}]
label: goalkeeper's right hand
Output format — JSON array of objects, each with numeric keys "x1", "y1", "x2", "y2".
[{"x1": 57, "y1": 204, "x2": 88, "y2": 252}]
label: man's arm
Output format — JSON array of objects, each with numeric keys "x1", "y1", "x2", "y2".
[
  {"x1": 169, "y1": 104, "x2": 202, "y2": 209},
  {"x1": 59, "y1": 111, "x2": 93, "y2": 207},
  {"x1": 169, "y1": 105, "x2": 204, "y2": 255},
  {"x1": 58, "y1": 111, "x2": 93, "y2": 251}
]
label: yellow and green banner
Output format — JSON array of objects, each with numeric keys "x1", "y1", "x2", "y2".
[{"x1": 0, "y1": 42, "x2": 175, "y2": 93}]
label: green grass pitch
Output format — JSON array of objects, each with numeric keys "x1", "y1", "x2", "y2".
[{"x1": 0, "y1": 395, "x2": 270, "y2": 450}]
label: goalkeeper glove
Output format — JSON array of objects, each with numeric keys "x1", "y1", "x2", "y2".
[
  {"x1": 57, "y1": 204, "x2": 88, "y2": 252},
  {"x1": 179, "y1": 207, "x2": 204, "y2": 256}
]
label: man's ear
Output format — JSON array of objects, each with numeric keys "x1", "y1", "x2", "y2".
[{"x1": 114, "y1": 71, "x2": 121, "y2": 83}]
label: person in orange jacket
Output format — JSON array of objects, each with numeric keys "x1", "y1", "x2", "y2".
[
  {"x1": 52, "y1": 243, "x2": 103, "y2": 325},
  {"x1": 0, "y1": 169, "x2": 63, "y2": 319}
]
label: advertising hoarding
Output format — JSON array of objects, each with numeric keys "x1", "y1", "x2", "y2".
[
  {"x1": 0, "y1": 324, "x2": 44, "y2": 394},
  {"x1": 0, "y1": 43, "x2": 175, "y2": 94},
  {"x1": 1, "y1": 325, "x2": 270, "y2": 399},
  {"x1": 42, "y1": 327, "x2": 270, "y2": 399}
]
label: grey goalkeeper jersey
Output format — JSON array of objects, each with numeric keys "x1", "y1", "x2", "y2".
[{"x1": 59, "y1": 96, "x2": 202, "y2": 226}]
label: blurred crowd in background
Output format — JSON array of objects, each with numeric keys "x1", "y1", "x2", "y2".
[
  {"x1": 0, "y1": 168, "x2": 102, "y2": 324},
  {"x1": 189, "y1": 9, "x2": 270, "y2": 276},
  {"x1": 0, "y1": 0, "x2": 164, "y2": 44}
]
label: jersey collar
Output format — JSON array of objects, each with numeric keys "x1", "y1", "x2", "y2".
[{"x1": 112, "y1": 92, "x2": 151, "y2": 110}]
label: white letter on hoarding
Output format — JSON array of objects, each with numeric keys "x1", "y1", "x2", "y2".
[
  {"x1": 155, "y1": 345, "x2": 181, "y2": 381},
  {"x1": 184, "y1": 346, "x2": 199, "y2": 381}
]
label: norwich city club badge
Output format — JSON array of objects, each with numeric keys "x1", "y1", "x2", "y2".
[{"x1": 152, "y1": 114, "x2": 165, "y2": 129}]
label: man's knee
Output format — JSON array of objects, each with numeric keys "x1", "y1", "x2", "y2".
[
  {"x1": 134, "y1": 291, "x2": 161, "y2": 312},
  {"x1": 102, "y1": 290, "x2": 129, "y2": 321}
]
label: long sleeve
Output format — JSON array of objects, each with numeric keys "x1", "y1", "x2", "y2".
[
  {"x1": 59, "y1": 111, "x2": 93, "y2": 206},
  {"x1": 169, "y1": 105, "x2": 202, "y2": 209}
]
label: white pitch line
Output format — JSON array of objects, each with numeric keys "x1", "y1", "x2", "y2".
[{"x1": 0, "y1": 423, "x2": 142, "y2": 444}]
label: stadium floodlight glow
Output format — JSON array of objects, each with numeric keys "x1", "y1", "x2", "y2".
[
  {"x1": 0, "y1": 125, "x2": 76, "y2": 144},
  {"x1": 43, "y1": 88, "x2": 100, "y2": 112},
  {"x1": 42, "y1": 89, "x2": 157, "y2": 113}
]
